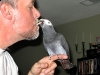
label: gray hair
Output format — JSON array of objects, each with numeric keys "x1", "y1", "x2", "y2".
[{"x1": 0, "y1": 0, "x2": 18, "y2": 8}]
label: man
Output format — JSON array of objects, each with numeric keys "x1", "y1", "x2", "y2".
[{"x1": 0, "y1": 0, "x2": 68, "y2": 75}]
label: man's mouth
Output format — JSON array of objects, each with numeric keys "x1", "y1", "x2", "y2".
[{"x1": 36, "y1": 19, "x2": 39, "y2": 25}]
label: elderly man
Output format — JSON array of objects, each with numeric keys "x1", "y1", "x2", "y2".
[{"x1": 0, "y1": 0, "x2": 68, "y2": 75}]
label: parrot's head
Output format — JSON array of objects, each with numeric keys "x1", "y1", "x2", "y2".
[
  {"x1": 38, "y1": 19, "x2": 56, "y2": 35},
  {"x1": 38, "y1": 19, "x2": 53, "y2": 28}
]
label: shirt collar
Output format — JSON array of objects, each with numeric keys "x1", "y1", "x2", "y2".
[{"x1": 0, "y1": 48, "x2": 5, "y2": 55}]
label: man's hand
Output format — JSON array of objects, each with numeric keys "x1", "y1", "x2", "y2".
[{"x1": 28, "y1": 54, "x2": 68, "y2": 75}]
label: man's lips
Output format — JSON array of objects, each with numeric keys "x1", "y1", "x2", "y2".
[{"x1": 36, "y1": 19, "x2": 39, "y2": 26}]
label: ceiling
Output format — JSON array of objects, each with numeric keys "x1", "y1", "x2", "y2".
[{"x1": 36, "y1": 0, "x2": 100, "y2": 26}]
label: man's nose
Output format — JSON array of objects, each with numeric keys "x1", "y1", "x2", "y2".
[{"x1": 33, "y1": 8, "x2": 41, "y2": 19}]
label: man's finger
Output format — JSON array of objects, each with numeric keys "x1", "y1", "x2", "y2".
[
  {"x1": 30, "y1": 62, "x2": 48, "y2": 75},
  {"x1": 44, "y1": 62, "x2": 56, "y2": 74},
  {"x1": 50, "y1": 54, "x2": 68, "y2": 61}
]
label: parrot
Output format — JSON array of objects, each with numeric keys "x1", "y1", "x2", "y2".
[{"x1": 38, "y1": 19, "x2": 74, "y2": 69}]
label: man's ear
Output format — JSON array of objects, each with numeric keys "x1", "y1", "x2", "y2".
[{"x1": 0, "y1": 3, "x2": 13, "y2": 20}]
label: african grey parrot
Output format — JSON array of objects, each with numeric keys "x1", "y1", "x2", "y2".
[{"x1": 38, "y1": 19, "x2": 73, "y2": 69}]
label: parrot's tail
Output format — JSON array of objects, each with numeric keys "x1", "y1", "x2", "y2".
[{"x1": 58, "y1": 59, "x2": 74, "y2": 69}]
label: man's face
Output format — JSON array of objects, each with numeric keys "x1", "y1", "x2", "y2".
[{"x1": 13, "y1": 0, "x2": 40, "y2": 40}]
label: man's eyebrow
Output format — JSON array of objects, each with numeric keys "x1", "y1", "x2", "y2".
[
  {"x1": 32, "y1": 0, "x2": 35, "y2": 2},
  {"x1": 32, "y1": 0, "x2": 35, "y2": 4}
]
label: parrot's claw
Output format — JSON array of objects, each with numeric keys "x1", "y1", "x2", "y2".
[
  {"x1": 49, "y1": 55, "x2": 60, "y2": 60},
  {"x1": 57, "y1": 55, "x2": 60, "y2": 59},
  {"x1": 49, "y1": 56, "x2": 52, "y2": 60}
]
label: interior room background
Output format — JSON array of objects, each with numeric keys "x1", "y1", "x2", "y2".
[{"x1": 9, "y1": 14, "x2": 100, "y2": 75}]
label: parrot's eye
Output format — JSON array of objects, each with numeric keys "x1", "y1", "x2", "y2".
[{"x1": 48, "y1": 22, "x2": 51, "y2": 24}]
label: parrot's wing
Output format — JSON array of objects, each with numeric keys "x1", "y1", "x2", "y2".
[
  {"x1": 43, "y1": 39, "x2": 55, "y2": 56},
  {"x1": 58, "y1": 33, "x2": 70, "y2": 58}
]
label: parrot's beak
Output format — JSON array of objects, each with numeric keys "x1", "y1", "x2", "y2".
[{"x1": 37, "y1": 19, "x2": 44, "y2": 27}]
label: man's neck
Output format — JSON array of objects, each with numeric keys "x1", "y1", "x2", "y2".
[{"x1": 0, "y1": 27, "x2": 20, "y2": 50}]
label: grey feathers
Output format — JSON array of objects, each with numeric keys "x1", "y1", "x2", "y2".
[{"x1": 39, "y1": 19, "x2": 73, "y2": 69}]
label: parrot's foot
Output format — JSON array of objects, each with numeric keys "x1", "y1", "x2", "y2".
[
  {"x1": 49, "y1": 55, "x2": 60, "y2": 60},
  {"x1": 57, "y1": 55, "x2": 60, "y2": 59},
  {"x1": 49, "y1": 56, "x2": 52, "y2": 60}
]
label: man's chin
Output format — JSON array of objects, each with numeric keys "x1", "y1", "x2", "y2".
[
  {"x1": 27, "y1": 31, "x2": 39, "y2": 40},
  {"x1": 20, "y1": 30, "x2": 40, "y2": 40},
  {"x1": 32, "y1": 32, "x2": 39, "y2": 40}
]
